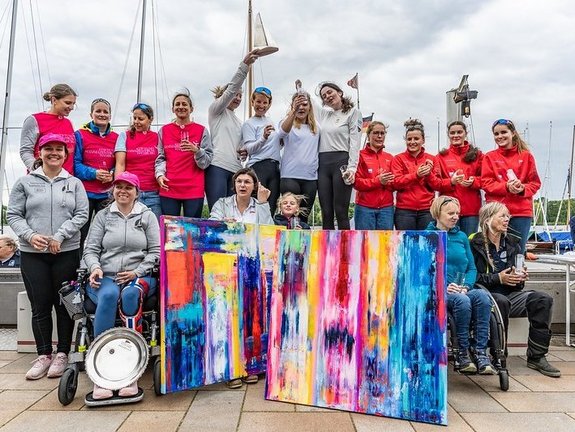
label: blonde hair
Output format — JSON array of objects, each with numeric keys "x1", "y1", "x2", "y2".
[
  {"x1": 43, "y1": 83, "x2": 77, "y2": 102},
  {"x1": 430, "y1": 196, "x2": 460, "y2": 220},
  {"x1": 478, "y1": 202, "x2": 511, "y2": 269},
  {"x1": 211, "y1": 84, "x2": 229, "y2": 99},
  {"x1": 277, "y1": 192, "x2": 308, "y2": 217},
  {"x1": 288, "y1": 93, "x2": 318, "y2": 135}
]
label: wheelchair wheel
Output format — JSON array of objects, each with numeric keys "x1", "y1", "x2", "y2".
[
  {"x1": 153, "y1": 357, "x2": 162, "y2": 396},
  {"x1": 58, "y1": 367, "x2": 78, "y2": 406},
  {"x1": 499, "y1": 369, "x2": 509, "y2": 391}
]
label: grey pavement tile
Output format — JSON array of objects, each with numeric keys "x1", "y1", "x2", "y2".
[
  {"x1": 447, "y1": 373, "x2": 507, "y2": 413},
  {"x1": 0, "y1": 389, "x2": 49, "y2": 411},
  {"x1": 461, "y1": 412, "x2": 575, "y2": 432},
  {"x1": 0, "y1": 361, "x2": 11, "y2": 369},
  {"x1": 30, "y1": 373, "x2": 91, "y2": 411},
  {"x1": 412, "y1": 405, "x2": 474, "y2": 432},
  {"x1": 244, "y1": 380, "x2": 295, "y2": 412},
  {"x1": 0, "y1": 352, "x2": 25, "y2": 361},
  {"x1": 469, "y1": 374, "x2": 530, "y2": 392},
  {"x1": 0, "y1": 373, "x2": 58, "y2": 391},
  {"x1": 179, "y1": 390, "x2": 244, "y2": 432},
  {"x1": 0, "y1": 410, "x2": 20, "y2": 428},
  {"x1": 490, "y1": 391, "x2": 575, "y2": 412},
  {"x1": 0, "y1": 354, "x2": 45, "y2": 373},
  {"x1": 195, "y1": 381, "x2": 247, "y2": 391},
  {"x1": 550, "y1": 350, "x2": 575, "y2": 361},
  {"x1": 513, "y1": 375, "x2": 575, "y2": 392},
  {"x1": 295, "y1": 404, "x2": 337, "y2": 412},
  {"x1": 0, "y1": 410, "x2": 130, "y2": 432},
  {"x1": 80, "y1": 389, "x2": 196, "y2": 412},
  {"x1": 352, "y1": 413, "x2": 416, "y2": 431},
  {"x1": 117, "y1": 411, "x2": 186, "y2": 432},
  {"x1": 237, "y1": 412, "x2": 355, "y2": 432}
]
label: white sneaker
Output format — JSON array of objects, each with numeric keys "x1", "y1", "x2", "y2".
[
  {"x1": 25, "y1": 355, "x2": 52, "y2": 380},
  {"x1": 47, "y1": 352, "x2": 68, "y2": 378}
]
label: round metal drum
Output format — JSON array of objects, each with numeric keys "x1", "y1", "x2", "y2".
[{"x1": 85, "y1": 328, "x2": 149, "y2": 390}]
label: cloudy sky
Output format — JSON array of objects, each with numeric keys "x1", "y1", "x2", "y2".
[{"x1": 0, "y1": 0, "x2": 573, "y2": 205}]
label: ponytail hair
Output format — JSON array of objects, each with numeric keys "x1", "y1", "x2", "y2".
[{"x1": 43, "y1": 83, "x2": 77, "y2": 102}]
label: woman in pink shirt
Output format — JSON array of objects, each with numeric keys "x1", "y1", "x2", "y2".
[
  {"x1": 115, "y1": 103, "x2": 161, "y2": 218},
  {"x1": 156, "y1": 91, "x2": 213, "y2": 217},
  {"x1": 20, "y1": 84, "x2": 77, "y2": 174}
]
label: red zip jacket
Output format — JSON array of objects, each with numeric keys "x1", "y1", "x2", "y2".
[
  {"x1": 481, "y1": 145, "x2": 540, "y2": 217},
  {"x1": 434, "y1": 142, "x2": 483, "y2": 216},
  {"x1": 354, "y1": 146, "x2": 394, "y2": 209},
  {"x1": 391, "y1": 150, "x2": 442, "y2": 211}
]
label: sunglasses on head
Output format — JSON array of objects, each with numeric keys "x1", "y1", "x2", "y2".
[
  {"x1": 492, "y1": 119, "x2": 514, "y2": 128},
  {"x1": 254, "y1": 87, "x2": 272, "y2": 98},
  {"x1": 132, "y1": 103, "x2": 151, "y2": 112}
]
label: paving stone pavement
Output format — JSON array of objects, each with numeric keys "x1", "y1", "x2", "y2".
[{"x1": 0, "y1": 344, "x2": 574, "y2": 432}]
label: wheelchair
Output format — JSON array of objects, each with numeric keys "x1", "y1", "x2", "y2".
[
  {"x1": 57, "y1": 267, "x2": 162, "y2": 406},
  {"x1": 447, "y1": 288, "x2": 509, "y2": 391}
]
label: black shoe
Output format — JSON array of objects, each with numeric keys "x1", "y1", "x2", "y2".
[
  {"x1": 458, "y1": 353, "x2": 477, "y2": 374},
  {"x1": 527, "y1": 356, "x2": 561, "y2": 378}
]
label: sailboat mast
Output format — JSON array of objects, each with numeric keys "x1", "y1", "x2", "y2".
[
  {"x1": 0, "y1": 0, "x2": 18, "y2": 229},
  {"x1": 136, "y1": 0, "x2": 147, "y2": 102},
  {"x1": 568, "y1": 125, "x2": 575, "y2": 224},
  {"x1": 247, "y1": 0, "x2": 254, "y2": 118}
]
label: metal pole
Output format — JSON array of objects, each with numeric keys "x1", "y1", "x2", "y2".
[
  {"x1": 136, "y1": 0, "x2": 147, "y2": 102},
  {"x1": 356, "y1": 73, "x2": 360, "y2": 111},
  {"x1": 568, "y1": 125, "x2": 575, "y2": 224},
  {"x1": 0, "y1": 0, "x2": 18, "y2": 232},
  {"x1": 247, "y1": 0, "x2": 253, "y2": 118}
]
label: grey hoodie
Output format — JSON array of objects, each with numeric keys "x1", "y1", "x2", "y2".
[
  {"x1": 7, "y1": 167, "x2": 89, "y2": 253},
  {"x1": 82, "y1": 201, "x2": 160, "y2": 278}
]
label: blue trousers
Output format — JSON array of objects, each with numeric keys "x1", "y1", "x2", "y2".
[
  {"x1": 508, "y1": 216, "x2": 532, "y2": 253},
  {"x1": 86, "y1": 276, "x2": 157, "y2": 337},
  {"x1": 139, "y1": 191, "x2": 162, "y2": 220},
  {"x1": 160, "y1": 196, "x2": 204, "y2": 218},
  {"x1": 457, "y1": 215, "x2": 479, "y2": 237},
  {"x1": 447, "y1": 288, "x2": 491, "y2": 352},
  {"x1": 205, "y1": 165, "x2": 234, "y2": 211},
  {"x1": 394, "y1": 208, "x2": 433, "y2": 230},
  {"x1": 354, "y1": 205, "x2": 394, "y2": 230}
]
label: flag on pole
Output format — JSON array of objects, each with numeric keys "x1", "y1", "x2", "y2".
[
  {"x1": 361, "y1": 114, "x2": 373, "y2": 132},
  {"x1": 347, "y1": 73, "x2": 358, "y2": 90}
]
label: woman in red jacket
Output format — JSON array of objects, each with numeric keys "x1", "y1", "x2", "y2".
[
  {"x1": 353, "y1": 121, "x2": 395, "y2": 230},
  {"x1": 482, "y1": 119, "x2": 541, "y2": 253},
  {"x1": 435, "y1": 121, "x2": 483, "y2": 235},
  {"x1": 156, "y1": 90, "x2": 213, "y2": 217},
  {"x1": 391, "y1": 119, "x2": 441, "y2": 230}
]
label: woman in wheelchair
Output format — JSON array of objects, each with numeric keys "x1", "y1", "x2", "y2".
[
  {"x1": 83, "y1": 171, "x2": 161, "y2": 399},
  {"x1": 429, "y1": 196, "x2": 495, "y2": 374},
  {"x1": 470, "y1": 202, "x2": 560, "y2": 378}
]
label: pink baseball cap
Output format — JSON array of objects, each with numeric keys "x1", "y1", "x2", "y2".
[
  {"x1": 113, "y1": 171, "x2": 140, "y2": 189},
  {"x1": 38, "y1": 133, "x2": 71, "y2": 149}
]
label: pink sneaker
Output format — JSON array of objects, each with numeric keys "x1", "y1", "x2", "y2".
[
  {"x1": 47, "y1": 352, "x2": 68, "y2": 378},
  {"x1": 118, "y1": 381, "x2": 139, "y2": 397},
  {"x1": 25, "y1": 355, "x2": 52, "y2": 380},
  {"x1": 92, "y1": 384, "x2": 113, "y2": 400}
]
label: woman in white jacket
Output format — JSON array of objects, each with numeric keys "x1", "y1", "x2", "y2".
[
  {"x1": 83, "y1": 171, "x2": 160, "y2": 400},
  {"x1": 7, "y1": 133, "x2": 88, "y2": 381}
]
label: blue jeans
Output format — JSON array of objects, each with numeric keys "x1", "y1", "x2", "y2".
[
  {"x1": 160, "y1": 197, "x2": 204, "y2": 218},
  {"x1": 139, "y1": 190, "x2": 161, "y2": 220},
  {"x1": 458, "y1": 216, "x2": 479, "y2": 237},
  {"x1": 86, "y1": 276, "x2": 157, "y2": 337},
  {"x1": 205, "y1": 165, "x2": 234, "y2": 211},
  {"x1": 354, "y1": 205, "x2": 394, "y2": 230},
  {"x1": 447, "y1": 288, "x2": 491, "y2": 352},
  {"x1": 394, "y1": 208, "x2": 433, "y2": 230},
  {"x1": 508, "y1": 216, "x2": 532, "y2": 253}
]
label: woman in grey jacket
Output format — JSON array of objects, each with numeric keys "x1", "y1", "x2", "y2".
[
  {"x1": 7, "y1": 133, "x2": 89, "y2": 380},
  {"x1": 82, "y1": 171, "x2": 160, "y2": 400}
]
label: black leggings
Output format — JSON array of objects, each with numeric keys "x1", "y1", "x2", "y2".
[
  {"x1": 80, "y1": 197, "x2": 107, "y2": 256},
  {"x1": 251, "y1": 159, "x2": 280, "y2": 215},
  {"x1": 20, "y1": 250, "x2": 80, "y2": 355},
  {"x1": 318, "y1": 152, "x2": 352, "y2": 229},
  {"x1": 280, "y1": 178, "x2": 317, "y2": 224}
]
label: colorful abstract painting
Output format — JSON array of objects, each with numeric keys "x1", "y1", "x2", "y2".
[
  {"x1": 265, "y1": 229, "x2": 447, "y2": 425},
  {"x1": 159, "y1": 217, "x2": 281, "y2": 394}
]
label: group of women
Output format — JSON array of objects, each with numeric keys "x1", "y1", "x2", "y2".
[{"x1": 6, "y1": 46, "x2": 556, "y2": 399}]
